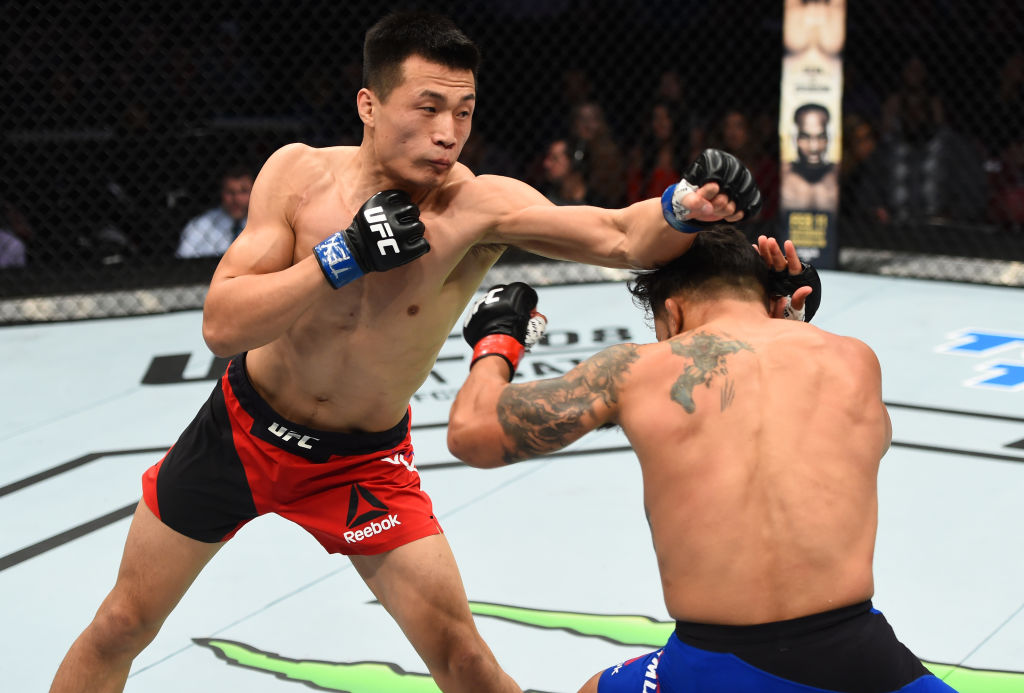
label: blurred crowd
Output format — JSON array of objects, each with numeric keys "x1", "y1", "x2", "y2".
[{"x1": 2, "y1": 1, "x2": 1022, "y2": 271}]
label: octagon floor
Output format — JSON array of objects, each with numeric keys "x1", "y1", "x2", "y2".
[{"x1": 2, "y1": 271, "x2": 1023, "y2": 692}]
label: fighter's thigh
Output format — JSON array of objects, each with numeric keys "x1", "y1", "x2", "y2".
[
  {"x1": 349, "y1": 534, "x2": 477, "y2": 654},
  {"x1": 102, "y1": 501, "x2": 224, "y2": 627},
  {"x1": 586, "y1": 650, "x2": 663, "y2": 693},
  {"x1": 577, "y1": 670, "x2": 602, "y2": 693}
]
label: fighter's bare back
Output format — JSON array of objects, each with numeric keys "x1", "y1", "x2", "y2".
[{"x1": 618, "y1": 315, "x2": 889, "y2": 625}]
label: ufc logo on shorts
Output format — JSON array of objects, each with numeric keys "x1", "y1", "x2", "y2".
[
  {"x1": 363, "y1": 206, "x2": 399, "y2": 256},
  {"x1": 267, "y1": 422, "x2": 318, "y2": 450}
]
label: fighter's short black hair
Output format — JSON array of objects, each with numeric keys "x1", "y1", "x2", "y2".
[
  {"x1": 363, "y1": 11, "x2": 480, "y2": 101},
  {"x1": 628, "y1": 225, "x2": 771, "y2": 319}
]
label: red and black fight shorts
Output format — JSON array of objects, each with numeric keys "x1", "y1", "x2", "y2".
[{"x1": 141, "y1": 353, "x2": 443, "y2": 555}]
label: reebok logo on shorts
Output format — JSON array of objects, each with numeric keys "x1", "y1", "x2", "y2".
[{"x1": 344, "y1": 483, "x2": 401, "y2": 544}]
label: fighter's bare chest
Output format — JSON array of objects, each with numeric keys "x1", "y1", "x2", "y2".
[
  {"x1": 290, "y1": 198, "x2": 494, "y2": 329},
  {"x1": 292, "y1": 195, "x2": 479, "y2": 271}
]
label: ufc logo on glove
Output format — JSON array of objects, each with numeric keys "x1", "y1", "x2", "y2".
[{"x1": 364, "y1": 206, "x2": 399, "y2": 255}]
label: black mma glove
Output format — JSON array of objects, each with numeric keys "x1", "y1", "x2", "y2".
[
  {"x1": 768, "y1": 262, "x2": 822, "y2": 322},
  {"x1": 463, "y1": 282, "x2": 548, "y2": 379},
  {"x1": 661, "y1": 149, "x2": 763, "y2": 232},
  {"x1": 313, "y1": 190, "x2": 429, "y2": 289}
]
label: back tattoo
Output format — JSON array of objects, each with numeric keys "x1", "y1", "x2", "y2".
[{"x1": 669, "y1": 332, "x2": 753, "y2": 414}]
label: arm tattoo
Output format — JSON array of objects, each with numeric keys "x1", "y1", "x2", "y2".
[
  {"x1": 668, "y1": 331, "x2": 753, "y2": 414},
  {"x1": 496, "y1": 343, "x2": 640, "y2": 463}
]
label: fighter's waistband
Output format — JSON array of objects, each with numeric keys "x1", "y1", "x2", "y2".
[
  {"x1": 674, "y1": 600, "x2": 873, "y2": 649},
  {"x1": 672, "y1": 600, "x2": 932, "y2": 692},
  {"x1": 226, "y1": 352, "x2": 410, "y2": 458}
]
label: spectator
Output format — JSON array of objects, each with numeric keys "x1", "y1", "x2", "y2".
[
  {"x1": 176, "y1": 165, "x2": 253, "y2": 259},
  {"x1": 568, "y1": 101, "x2": 625, "y2": 207},
  {"x1": 459, "y1": 130, "x2": 519, "y2": 178},
  {"x1": 991, "y1": 137, "x2": 1024, "y2": 232},
  {"x1": 0, "y1": 198, "x2": 33, "y2": 268},
  {"x1": 839, "y1": 114, "x2": 879, "y2": 224},
  {"x1": 540, "y1": 138, "x2": 589, "y2": 205},
  {"x1": 713, "y1": 108, "x2": 779, "y2": 223},
  {"x1": 295, "y1": 61, "x2": 362, "y2": 147},
  {"x1": 880, "y1": 55, "x2": 944, "y2": 141},
  {"x1": 626, "y1": 101, "x2": 685, "y2": 204},
  {"x1": 652, "y1": 68, "x2": 705, "y2": 158},
  {"x1": 860, "y1": 56, "x2": 985, "y2": 224},
  {"x1": 201, "y1": 20, "x2": 263, "y2": 119},
  {"x1": 983, "y1": 51, "x2": 1024, "y2": 157}
]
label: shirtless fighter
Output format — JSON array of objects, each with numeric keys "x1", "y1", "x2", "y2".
[
  {"x1": 447, "y1": 227, "x2": 957, "y2": 693},
  {"x1": 49, "y1": 10, "x2": 762, "y2": 693}
]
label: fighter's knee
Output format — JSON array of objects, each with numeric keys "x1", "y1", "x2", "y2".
[
  {"x1": 445, "y1": 640, "x2": 492, "y2": 679},
  {"x1": 429, "y1": 628, "x2": 497, "y2": 683},
  {"x1": 89, "y1": 599, "x2": 161, "y2": 655}
]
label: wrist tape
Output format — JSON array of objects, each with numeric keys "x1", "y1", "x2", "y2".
[
  {"x1": 661, "y1": 181, "x2": 703, "y2": 233},
  {"x1": 782, "y1": 296, "x2": 806, "y2": 322},
  {"x1": 471, "y1": 334, "x2": 525, "y2": 380},
  {"x1": 313, "y1": 231, "x2": 365, "y2": 289}
]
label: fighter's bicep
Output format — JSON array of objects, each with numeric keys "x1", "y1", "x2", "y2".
[
  {"x1": 214, "y1": 219, "x2": 296, "y2": 281},
  {"x1": 494, "y1": 378, "x2": 606, "y2": 463},
  {"x1": 475, "y1": 175, "x2": 618, "y2": 249},
  {"x1": 213, "y1": 146, "x2": 304, "y2": 280},
  {"x1": 494, "y1": 344, "x2": 639, "y2": 462}
]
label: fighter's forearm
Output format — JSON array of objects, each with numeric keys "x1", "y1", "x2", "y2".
[
  {"x1": 202, "y1": 255, "x2": 333, "y2": 357},
  {"x1": 614, "y1": 198, "x2": 697, "y2": 269},
  {"x1": 448, "y1": 357, "x2": 514, "y2": 468}
]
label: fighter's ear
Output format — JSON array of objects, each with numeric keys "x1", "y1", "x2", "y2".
[
  {"x1": 663, "y1": 297, "x2": 684, "y2": 337},
  {"x1": 357, "y1": 88, "x2": 375, "y2": 126}
]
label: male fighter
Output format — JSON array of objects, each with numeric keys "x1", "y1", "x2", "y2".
[
  {"x1": 447, "y1": 227, "x2": 956, "y2": 693},
  {"x1": 50, "y1": 10, "x2": 761, "y2": 693}
]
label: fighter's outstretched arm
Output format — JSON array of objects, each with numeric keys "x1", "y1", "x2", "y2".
[
  {"x1": 476, "y1": 149, "x2": 759, "y2": 270},
  {"x1": 477, "y1": 175, "x2": 725, "y2": 269},
  {"x1": 448, "y1": 343, "x2": 639, "y2": 467}
]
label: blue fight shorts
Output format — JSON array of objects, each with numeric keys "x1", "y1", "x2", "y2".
[{"x1": 598, "y1": 601, "x2": 957, "y2": 693}]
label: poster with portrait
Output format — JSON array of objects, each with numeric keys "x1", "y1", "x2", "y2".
[{"x1": 778, "y1": 0, "x2": 845, "y2": 269}]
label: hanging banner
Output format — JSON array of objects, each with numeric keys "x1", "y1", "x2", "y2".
[{"x1": 778, "y1": 0, "x2": 845, "y2": 269}]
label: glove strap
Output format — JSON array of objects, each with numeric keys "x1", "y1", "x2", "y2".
[
  {"x1": 313, "y1": 231, "x2": 365, "y2": 289},
  {"x1": 471, "y1": 334, "x2": 525, "y2": 380},
  {"x1": 661, "y1": 181, "x2": 703, "y2": 233}
]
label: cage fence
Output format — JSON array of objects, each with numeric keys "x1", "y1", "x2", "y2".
[{"x1": 2, "y1": 0, "x2": 1022, "y2": 324}]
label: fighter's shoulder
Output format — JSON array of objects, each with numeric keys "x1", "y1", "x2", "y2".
[
  {"x1": 256, "y1": 143, "x2": 345, "y2": 190},
  {"x1": 826, "y1": 333, "x2": 881, "y2": 371},
  {"x1": 576, "y1": 342, "x2": 647, "y2": 383},
  {"x1": 446, "y1": 171, "x2": 546, "y2": 209},
  {"x1": 563, "y1": 343, "x2": 646, "y2": 402}
]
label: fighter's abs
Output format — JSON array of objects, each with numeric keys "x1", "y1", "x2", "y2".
[{"x1": 246, "y1": 275, "x2": 466, "y2": 432}]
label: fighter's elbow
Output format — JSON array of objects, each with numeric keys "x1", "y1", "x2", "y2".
[
  {"x1": 447, "y1": 421, "x2": 506, "y2": 469},
  {"x1": 202, "y1": 318, "x2": 240, "y2": 359}
]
